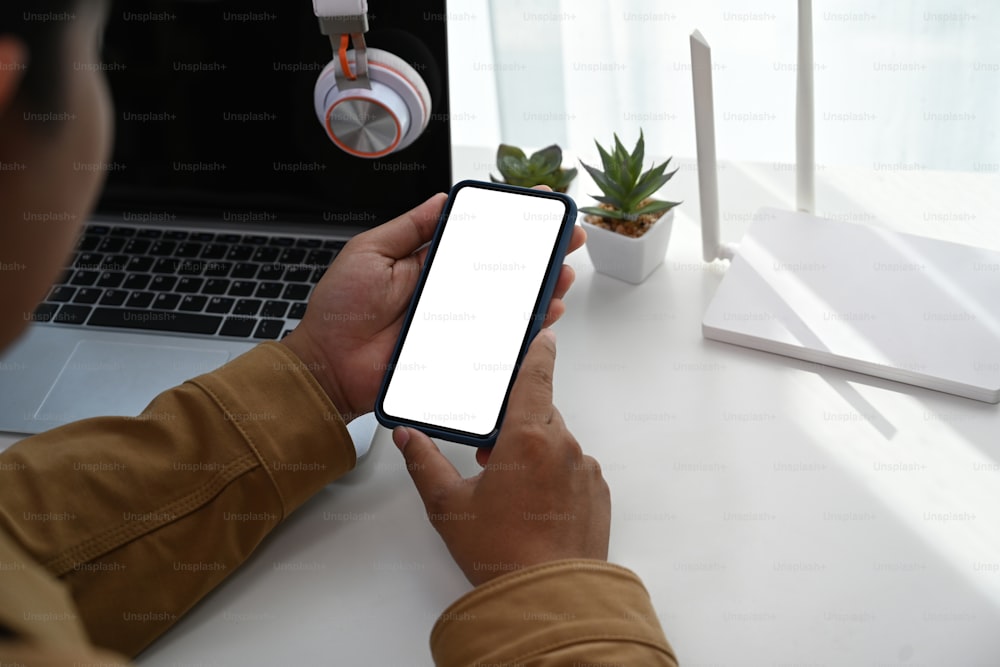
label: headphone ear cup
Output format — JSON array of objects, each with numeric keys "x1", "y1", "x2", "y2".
[{"x1": 314, "y1": 47, "x2": 432, "y2": 158}]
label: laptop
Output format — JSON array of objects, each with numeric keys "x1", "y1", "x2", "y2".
[{"x1": 0, "y1": 0, "x2": 452, "y2": 434}]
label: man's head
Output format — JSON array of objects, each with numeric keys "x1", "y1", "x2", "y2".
[{"x1": 0, "y1": 0, "x2": 112, "y2": 350}]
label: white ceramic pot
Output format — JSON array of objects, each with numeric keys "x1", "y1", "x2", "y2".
[{"x1": 580, "y1": 209, "x2": 674, "y2": 284}]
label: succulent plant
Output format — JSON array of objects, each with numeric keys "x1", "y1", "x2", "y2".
[
  {"x1": 490, "y1": 144, "x2": 578, "y2": 193},
  {"x1": 579, "y1": 131, "x2": 680, "y2": 224}
]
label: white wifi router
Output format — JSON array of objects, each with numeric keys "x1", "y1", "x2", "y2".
[{"x1": 691, "y1": 3, "x2": 1000, "y2": 403}]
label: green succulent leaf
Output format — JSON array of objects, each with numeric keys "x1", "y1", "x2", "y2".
[
  {"x1": 580, "y1": 131, "x2": 679, "y2": 219},
  {"x1": 580, "y1": 206, "x2": 629, "y2": 221},
  {"x1": 580, "y1": 160, "x2": 627, "y2": 202},
  {"x1": 497, "y1": 144, "x2": 527, "y2": 165},
  {"x1": 498, "y1": 156, "x2": 533, "y2": 182},
  {"x1": 554, "y1": 167, "x2": 577, "y2": 191},
  {"x1": 529, "y1": 145, "x2": 563, "y2": 173},
  {"x1": 632, "y1": 199, "x2": 681, "y2": 217}
]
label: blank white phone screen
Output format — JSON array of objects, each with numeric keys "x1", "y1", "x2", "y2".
[{"x1": 381, "y1": 186, "x2": 568, "y2": 437}]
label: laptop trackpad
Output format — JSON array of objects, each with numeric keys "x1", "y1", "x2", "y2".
[{"x1": 37, "y1": 340, "x2": 230, "y2": 423}]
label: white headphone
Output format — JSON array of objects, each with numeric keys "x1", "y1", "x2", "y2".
[{"x1": 312, "y1": 0, "x2": 432, "y2": 158}]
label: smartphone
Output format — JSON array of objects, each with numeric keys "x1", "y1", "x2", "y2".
[{"x1": 375, "y1": 180, "x2": 577, "y2": 447}]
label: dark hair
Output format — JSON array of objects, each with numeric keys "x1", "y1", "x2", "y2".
[{"x1": 0, "y1": 0, "x2": 82, "y2": 112}]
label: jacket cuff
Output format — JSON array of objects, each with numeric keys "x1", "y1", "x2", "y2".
[
  {"x1": 188, "y1": 342, "x2": 356, "y2": 517},
  {"x1": 430, "y1": 559, "x2": 677, "y2": 666}
]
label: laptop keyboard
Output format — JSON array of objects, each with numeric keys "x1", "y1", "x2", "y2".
[{"x1": 33, "y1": 225, "x2": 345, "y2": 340}]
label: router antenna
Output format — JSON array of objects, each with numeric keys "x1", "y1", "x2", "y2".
[
  {"x1": 691, "y1": 30, "x2": 735, "y2": 262},
  {"x1": 796, "y1": 0, "x2": 815, "y2": 213}
]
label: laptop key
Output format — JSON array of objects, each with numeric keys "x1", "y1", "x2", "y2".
[
  {"x1": 201, "y1": 244, "x2": 228, "y2": 260},
  {"x1": 206, "y1": 297, "x2": 235, "y2": 314},
  {"x1": 282, "y1": 284, "x2": 311, "y2": 301},
  {"x1": 288, "y1": 302, "x2": 308, "y2": 320},
  {"x1": 97, "y1": 237, "x2": 126, "y2": 253},
  {"x1": 296, "y1": 238, "x2": 323, "y2": 249},
  {"x1": 306, "y1": 249, "x2": 335, "y2": 266},
  {"x1": 76, "y1": 253, "x2": 104, "y2": 269},
  {"x1": 176, "y1": 242, "x2": 203, "y2": 258},
  {"x1": 261, "y1": 300, "x2": 289, "y2": 318},
  {"x1": 153, "y1": 293, "x2": 181, "y2": 310},
  {"x1": 258, "y1": 264, "x2": 283, "y2": 281},
  {"x1": 126, "y1": 291, "x2": 155, "y2": 308},
  {"x1": 111, "y1": 226, "x2": 137, "y2": 237},
  {"x1": 243, "y1": 235, "x2": 268, "y2": 245},
  {"x1": 279, "y1": 248, "x2": 307, "y2": 264},
  {"x1": 177, "y1": 278, "x2": 204, "y2": 293},
  {"x1": 77, "y1": 236, "x2": 101, "y2": 252},
  {"x1": 100, "y1": 290, "x2": 128, "y2": 306},
  {"x1": 73, "y1": 288, "x2": 102, "y2": 305},
  {"x1": 71, "y1": 271, "x2": 100, "y2": 286},
  {"x1": 179, "y1": 295, "x2": 208, "y2": 312},
  {"x1": 269, "y1": 237, "x2": 295, "y2": 247},
  {"x1": 255, "y1": 282, "x2": 283, "y2": 299},
  {"x1": 284, "y1": 267, "x2": 311, "y2": 283},
  {"x1": 162, "y1": 230, "x2": 189, "y2": 241},
  {"x1": 122, "y1": 274, "x2": 151, "y2": 290},
  {"x1": 102, "y1": 255, "x2": 131, "y2": 272},
  {"x1": 152, "y1": 258, "x2": 178, "y2": 274},
  {"x1": 136, "y1": 228, "x2": 163, "y2": 239},
  {"x1": 33, "y1": 303, "x2": 60, "y2": 323},
  {"x1": 177, "y1": 260, "x2": 204, "y2": 276},
  {"x1": 126, "y1": 256, "x2": 154, "y2": 273},
  {"x1": 228, "y1": 281, "x2": 255, "y2": 297},
  {"x1": 203, "y1": 261, "x2": 232, "y2": 277},
  {"x1": 217, "y1": 234, "x2": 241, "y2": 244},
  {"x1": 149, "y1": 276, "x2": 177, "y2": 292},
  {"x1": 220, "y1": 317, "x2": 256, "y2": 338},
  {"x1": 310, "y1": 267, "x2": 326, "y2": 283},
  {"x1": 233, "y1": 299, "x2": 262, "y2": 316},
  {"x1": 55, "y1": 305, "x2": 93, "y2": 325},
  {"x1": 87, "y1": 225, "x2": 111, "y2": 236},
  {"x1": 322, "y1": 240, "x2": 346, "y2": 250},
  {"x1": 203, "y1": 279, "x2": 230, "y2": 295},
  {"x1": 90, "y1": 308, "x2": 223, "y2": 335},
  {"x1": 49, "y1": 286, "x2": 77, "y2": 303},
  {"x1": 149, "y1": 241, "x2": 177, "y2": 256},
  {"x1": 123, "y1": 239, "x2": 151, "y2": 254},
  {"x1": 226, "y1": 246, "x2": 254, "y2": 261},
  {"x1": 254, "y1": 319, "x2": 284, "y2": 340},
  {"x1": 97, "y1": 271, "x2": 126, "y2": 288},
  {"x1": 252, "y1": 247, "x2": 281, "y2": 263},
  {"x1": 230, "y1": 262, "x2": 259, "y2": 279}
]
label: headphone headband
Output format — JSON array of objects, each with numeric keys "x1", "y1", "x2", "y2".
[{"x1": 312, "y1": 0, "x2": 368, "y2": 18}]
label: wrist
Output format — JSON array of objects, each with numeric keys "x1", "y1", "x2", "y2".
[{"x1": 278, "y1": 331, "x2": 355, "y2": 421}]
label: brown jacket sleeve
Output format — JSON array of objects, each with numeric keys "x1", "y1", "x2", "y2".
[
  {"x1": 0, "y1": 343, "x2": 678, "y2": 666},
  {"x1": 431, "y1": 560, "x2": 679, "y2": 666},
  {"x1": 0, "y1": 342, "x2": 356, "y2": 659}
]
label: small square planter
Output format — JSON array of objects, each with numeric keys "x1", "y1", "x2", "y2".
[{"x1": 580, "y1": 209, "x2": 674, "y2": 284}]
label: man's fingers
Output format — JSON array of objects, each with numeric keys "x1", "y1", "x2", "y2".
[
  {"x1": 552, "y1": 264, "x2": 575, "y2": 302},
  {"x1": 362, "y1": 193, "x2": 446, "y2": 260},
  {"x1": 567, "y1": 225, "x2": 586, "y2": 255},
  {"x1": 394, "y1": 426, "x2": 463, "y2": 508},
  {"x1": 502, "y1": 329, "x2": 557, "y2": 431}
]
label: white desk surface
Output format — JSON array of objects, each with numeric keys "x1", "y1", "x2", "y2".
[{"x1": 3, "y1": 147, "x2": 1000, "y2": 666}]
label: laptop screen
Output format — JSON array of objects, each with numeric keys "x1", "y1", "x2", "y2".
[{"x1": 96, "y1": 0, "x2": 452, "y2": 227}]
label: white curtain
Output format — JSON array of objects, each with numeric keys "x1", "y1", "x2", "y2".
[{"x1": 451, "y1": 0, "x2": 999, "y2": 171}]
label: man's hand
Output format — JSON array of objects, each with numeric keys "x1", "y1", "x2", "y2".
[
  {"x1": 282, "y1": 193, "x2": 585, "y2": 421},
  {"x1": 393, "y1": 329, "x2": 611, "y2": 586}
]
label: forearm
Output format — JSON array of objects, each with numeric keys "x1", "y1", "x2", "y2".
[
  {"x1": 0, "y1": 342, "x2": 355, "y2": 657},
  {"x1": 431, "y1": 560, "x2": 678, "y2": 666}
]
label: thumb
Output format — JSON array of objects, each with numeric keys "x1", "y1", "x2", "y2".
[{"x1": 393, "y1": 427, "x2": 463, "y2": 505}]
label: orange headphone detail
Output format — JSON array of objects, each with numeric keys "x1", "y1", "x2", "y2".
[{"x1": 313, "y1": 0, "x2": 431, "y2": 158}]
